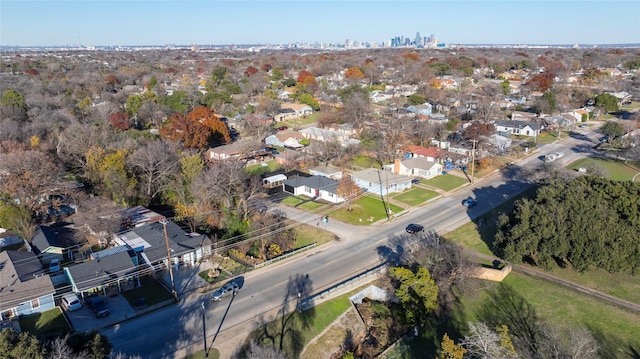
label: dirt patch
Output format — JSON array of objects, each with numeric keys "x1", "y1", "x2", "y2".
[{"x1": 300, "y1": 306, "x2": 365, "y2": 359}]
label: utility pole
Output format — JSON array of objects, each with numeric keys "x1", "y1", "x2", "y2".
[
  {"x1": 470, "y1": 139, "x2": 477, "y2": 183},
  {"x1": 161, "y1": 218, "x2": 178, "y2": 301},
  {"x1": 201, "y1": 301, "x2": 208, "y2": 357}
]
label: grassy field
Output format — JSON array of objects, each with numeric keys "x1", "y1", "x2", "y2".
[
  {"x1": 567, "y1": 157, "x2": 640, "y2": 181},
  {"x1": 423, "y1": 174, "x2": 468, "y2": 192},
  {"x1": 391, "y1": 187, "x2": 439, "y2": 206},
  {"x1": 275, "y1": 113, "x2": 319, "y2": 129},
  {"x1": 330, "y1": 195, "x2": 404, "y2": 225},
  {"x1": 237, "y1": 291, "x2": 355, "y2": 358}
]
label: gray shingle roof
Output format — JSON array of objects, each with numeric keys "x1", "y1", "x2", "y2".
[
  {"x1": 66, "y1": 251, "x2": 136, "y2": 292},
  {"x1": 31, "y1": 225, "x2": 63, "y2": 254},
  {"x1": 284, "y1": 175, "x2": 339, "y2": 194}
]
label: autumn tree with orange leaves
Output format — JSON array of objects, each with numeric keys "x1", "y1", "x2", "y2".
[
  {"x1": 297, "y1": 70, "x2": 317, "y2": 86},
  {"x1": 160, "y1": 106, "x2": 230, "y2": 149},
  {"x1": 344, "y1": 66, "x2": 365, "y2": 81}
]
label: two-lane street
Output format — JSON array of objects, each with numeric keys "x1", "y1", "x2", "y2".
[{"x1": 104, "y1": 126, "x2": 603, "y2": 358}]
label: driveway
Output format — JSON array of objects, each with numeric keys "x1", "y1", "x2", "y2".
[{"x1": 65, "y1": 293, "x2": 136, "y2": 332}]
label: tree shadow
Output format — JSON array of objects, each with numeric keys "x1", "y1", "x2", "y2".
[
  {"x1": 235, "y1": 273, "x2": 315, "y2": 359},
  {"x1": 589, "y1": 325, "x2": 640, "y2": 359},
  {"x1": 478, "y1": 283, "x2": 540, "y2": 356}
]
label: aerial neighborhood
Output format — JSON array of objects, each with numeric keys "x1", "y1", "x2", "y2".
[{"x1": 1, "y1": 44, "x2": 639, "y2": 359}]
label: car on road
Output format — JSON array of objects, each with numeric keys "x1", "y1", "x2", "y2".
[
  {"x1": 405, "y1": 223, "x2": 424, "y2": 234},
  {"x1": 211, "y1": 280, "x2": 239, "y2": 301},
  {"x1": 461, "y1": 197, "x2": 477, "y2": 208},
  {"x1": 88, "y1": 297, "x2": 110, "y2": 318},
  {"x1": 61, "y1": 293, "x2": 82, "y2": 312}
]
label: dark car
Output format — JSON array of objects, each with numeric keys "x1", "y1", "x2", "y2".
[
  {"x1": 411, "y1": 178, "x2": 420, "y2": 184},
  {"x1": 277, "y1": 126, "x2": 288, "y2": 131},
  {"x1": 211, "y1": 280, "x2": 240, "y2": 301},
  {"x1": 89, "y1": 297, "x2": 109, "y2": 318},
  {"x1": 405, "y1": 223, "x2": 424, "y2": 234},
  {"x1": 461, "y1": 197, "x2": 477, "y2": 208}
]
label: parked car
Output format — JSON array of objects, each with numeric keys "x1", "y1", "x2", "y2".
[
  {"x1": 61, "y1": 293, "x2": 82, "y2": 312},
  {"x1": 461, "y1": 197, "x2": 477, "y2": 208},
  {"x1": 49, "y1": 259, "x2": 61, "y2": 272},
  {"x1": 411, "y1": 178, "x2": 420, "y2": 184},
  {"x1": 405, "y1": 223, "x2": 424, "y2": 234},
  {"x1": 89, "y1": 297, "x2": 110, "y2": 318},
  {"x1": 277, "y1": 126, "x2": 288, "y2": 131},
  {"x1": 211, "y1": 280, "x2": 240, "y2": 301}
]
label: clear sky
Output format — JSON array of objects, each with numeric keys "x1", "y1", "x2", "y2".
[{"x1": 1, "y1": 0, "x2": 639, "y2": 47}]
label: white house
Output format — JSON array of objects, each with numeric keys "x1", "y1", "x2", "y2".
[
  {"x1": 350, "y1": 168, "x2": 412, "y2": 196},
  {"x1": 282, "y1": 175, "x2": 345, "y2": 204},
  {"x1": 494, "y1": 120, "x2": 542, "y2": 137},
  {"x1": 299, "y1": 127, "x2": 351, "y2": 142},
  {"x1": 309, "y1": 165, "x2": 343, "y2": 180},
  {"x1": 265, "y1": 131, "x2": 305, "y2": 148},
  {"x1": 385, "y1": 158, "x2": 443, "y2": 180}
]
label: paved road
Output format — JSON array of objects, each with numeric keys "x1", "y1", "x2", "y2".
[{"x1": 105, "y1": 122, "x2": 632, "y2": 359}]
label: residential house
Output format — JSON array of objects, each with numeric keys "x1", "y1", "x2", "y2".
[
  {"x1": 494, "y1": 120, "x2": 542, "y2": 137},
  {"x1": 369, "y1": 91, "x2": 394, "y2": 103},
  {"x1": 0, "y1": 250, "x2": 56, "y2": 320},
  {"x1": 283, "y1": 176, "x2": 344, "y2": 204},
  {"x1": 65, "y1": 250, "x2": 138, "y2": 298},
  {"x1": 114, "y1": 221, "x2": 210, "y2": 270},
  {"x1": 265, "y1": 131, "x2": 305, "y2": 149},
  {"x1": 281, "y1": 103, "x2": 313, "y2": 118},
  {"x1": 119, "y1": 206, "x2": 164, "y2": 229},
  {"x1": 350, "y1": 168, "x2": 412, "y2": 196},
  {"x1": 429, "y1": 78, "x2": 458, "y2": 89},
  {"x1": 406, "y1": 103, "x2": 433, "y2": 117},
  {"x1": 277, "y1": 87, "x2": 296, "y2": 100},
  {"x1": 401, "y1": 145, "x2": 443, "y2": 162},
  {"x1": 386, "y1": 158, "x2": 443, "y2": 180},
  {"x1": 263, "y1": 174, "x2": 287, "y2": 188},
  {"x1": 299, "y1": 127, "x2": 351, "y2": 143},
  {"x1": 205, "y1": 141, "x2": 247, "y2": 162},
  {"x1": 309, "y1": 165, "x2": 343, "y2": 180},
  {"x1": 274, "y1": 108, "x2": 297, "y2": 122},
  {"x1": 274, "y1": 149, "x2": 305, "y2": 167},
  {"x1": 30, "y1": 225, "x2": 65, "y2": 267}
]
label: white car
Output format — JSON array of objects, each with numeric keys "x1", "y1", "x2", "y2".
[
  {"x1": 211, "y1": 281, "x2": 239, "y2": 301},
  {"x1": 61, "y1": 293, "x2": 82, "y2": 311}
]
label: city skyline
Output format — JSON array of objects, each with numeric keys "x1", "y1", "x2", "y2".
[{"x1": 1, "y1": 1, "x2": 639, "y2": 47}]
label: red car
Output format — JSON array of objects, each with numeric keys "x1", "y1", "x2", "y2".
[{"x1": 277, "y1": 126, "x2": 288, "y2": 131}]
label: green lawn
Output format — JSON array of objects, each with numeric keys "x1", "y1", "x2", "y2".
[
  {"x1": 121, "y1": 276, "x2": 174, "y2": 306},
  {"x1": 274, "y1": 113, "x2": 319, "y2": 129},
  {"x1": 238, "y1": 291, "x2": 354, "y2": 358},
  {"x1": 294, "y1": 223, "x2": 336, "y2": 247},
  {"x1": 423, "y1": 174, "x2": 468, "y2": 192},
  {"x1": 330, "y1": 195, "x2": 404, "y2": 225},
  {"x1": 281, "y1": 195, "x2": 327, "y2": 212},
  {"x1": 567, "y1": 157, "x2": 640, "y2": 181},
  {"x1": 351, "y1": 155, "x2": 381, "y2": 169},
  {"x1": 391, "y1": 187, "x2": 439, "y2": 206},
  {"x1": 245, "y1": 160, "x2": 281, "y2": 176},
  {"x1": 18, "y1": 308, "x2": 70, "y2": 338}
]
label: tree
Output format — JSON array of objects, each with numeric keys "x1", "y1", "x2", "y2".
[
  {"x1": 439, "y1": 333, "x2": 466, "y2": 359},
  {"x1": 298, "y1": 93, "x2": 320, "y2": 111},
  {"x1": 160, "y1": 106, "x2": 230, "y2": 149},
  {"x1": 388, "y1": 266, "x2": 438, "y2": 326},
  {"x1": 344, "y1": 66, "x2": 364, "y2": 81},
  {"x1": 407, "y1": 94, "x2": 426, "y2": 106},
  {"x1": 600, "y1": 120, "x2": 624, "y2": 140},
  {"x1": 244, "y1": 65, "x2": 259, "y2": 77},
  {"x1": 296, "y1": 70, "x2": 316, "y2": 86},
  {"x1": 108, "y1": 112, "x2": 131, "y2": 131},
  {"x1": 0, "y1": 150, "x2": 66, "y2": 216},
  {"x1": 336, "y1": 176, "x2": 363, "y2": 211},
  {"x1": 86, "y1": 147, "x2": 137, "y2": 205},
  {"x1": 0, "y1": 329, "x2": 45, "y2": 359},
  {"x1": 245, "y1": 341, "x2": 287, "y2": 359},
  {"x1": 459, "y1": 322, "x2": 518, "y2": 359},
  {"x1": 127, "y1": 140, "x2": 179, "y2": 204},
  {"x1": 594, "y1": 92, "x2": 619, "y2": 113}
]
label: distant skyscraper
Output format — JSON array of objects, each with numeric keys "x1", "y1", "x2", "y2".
[{"x1": 415, "y1": 32, "x2": 421, "y2": 46}]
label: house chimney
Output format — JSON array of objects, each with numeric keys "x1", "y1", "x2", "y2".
[{"x1": 394, "y1": 159, "x2": 401, "y2": 174}]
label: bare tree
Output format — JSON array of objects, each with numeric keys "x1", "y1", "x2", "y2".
[
  {"x1": 127, "y1": 139, "x2": 179, "y2": 204},
  {"x1": 459, "y1": 322, "x2": 518, "y2": 359}
]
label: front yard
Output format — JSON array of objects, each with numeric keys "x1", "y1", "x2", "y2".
[
  {"x1": 330, "y1": 195, "x2": 404, "y2": 225},
  {"x1": 18, "y1": 308, "x2": 70, "y2": 338},
  {"x1": 281, "y1": 195, "x2": 328, "y2": 212},
  {"x1": 423, "y1": 173, "x2": 468, "y2": 191},
  {"x1": 567, "y1": 157, "x2": 640, "y2": 181},
  {"x1": 391, "y1": 187, "x2": 439, "y2": 206}
]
